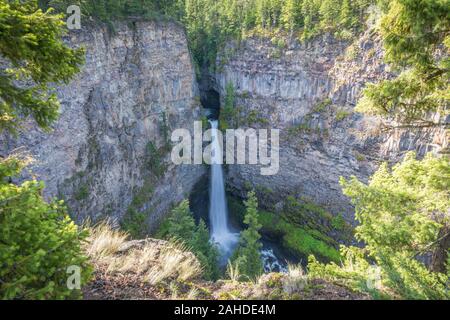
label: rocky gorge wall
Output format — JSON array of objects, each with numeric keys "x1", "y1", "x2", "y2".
[
  {"x1": 216, "y1": 30, "x2": 448, "y2": 221},
  {"x1": 1, "y1": 21, "x2": 206, "y2": 230},
  {"x1": 1, "y1": 18, "x2": 447, "y2": 235}
]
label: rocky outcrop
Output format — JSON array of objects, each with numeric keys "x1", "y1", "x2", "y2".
[
  {"x1": 1, "y1": 21, "x2": 205, "y2": 230},
  {"x1": 216, "y1": 30, "x2": 447, "y2": 221}
]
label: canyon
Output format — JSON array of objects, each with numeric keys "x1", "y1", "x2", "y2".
[{"x1": 1, "y1": 20, "x2": 447, "y2": 233}]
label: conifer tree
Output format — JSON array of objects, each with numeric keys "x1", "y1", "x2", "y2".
[
  {"x1": 167, "y1": 201, "x2": 220, "y2": 280},
  {"x1": 168, "y1": 200, "x2": 196, "y2": 240},
  {"x1": 232, "y1": 191, "x2": 263, "y2": 280},
  {"x1": 281, "y1": 0, "x2": 301, "y2": 34},
  {"x1": 0, "y1": 156, "x2": 92, "y2": 299},
  {"x1": 309, "y1": 153, "x2": 450, "y2": 299},
  {"x1": 301, "y1": 0, "x2": 320, "y2": 39},
  {"x1": 356, "y1": 0, "x2": 449, "y2": 127},
  {"x1": 192, "y1": 219, "x2": 220, "y2": 280},
  {"x1": 319, "y1": 0, "x2": 340, "y2": 30},
  {"x1": 339, "y1": 0, "x2": 352, "y2": 28},
  {"x1": 0, "y1": 0, "x2": 85, "y2": 133},
  {"x1": 0, "y1": 0, "x2": 89, "y2": 299}
]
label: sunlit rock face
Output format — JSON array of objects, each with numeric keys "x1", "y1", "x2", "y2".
[
  {"x1": 1, "y1": 21, "x2": 206, "y2": 230},
  {"x1": 216, "y1": 31, "x2": 447, "y2": 221}
]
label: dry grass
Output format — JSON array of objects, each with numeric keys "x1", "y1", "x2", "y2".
[
  {"x1": 86, "y1": 222, "x2": 201, "y2": 286},
  {"x1": 186, "y1": 287, "x2": 199, "y2": 300},
  {"x1": 282, "y1": 264, "x2": 308, "y2": 294},
  {"x1": 86, "y1": 220, "x2": 128, "y2": 258},
  {"x1": 144, "y1": 241, "x2": 202, "y2": 285}
]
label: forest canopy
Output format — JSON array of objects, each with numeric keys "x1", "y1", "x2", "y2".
[{"x1": 40, "y1": 0, "x2": 375, "y2": 68}]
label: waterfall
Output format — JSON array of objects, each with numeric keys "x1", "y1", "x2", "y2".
[
  {"x1": 209, "y1": 120, "x2": 238, "y2": 260},
  {"x1": 208, "y1": 120, "x2": 286, "y2": 270}
]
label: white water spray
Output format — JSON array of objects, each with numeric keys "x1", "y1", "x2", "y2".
[{"x1": 209, "y1": 120, "x2": 238, "y2": 259}]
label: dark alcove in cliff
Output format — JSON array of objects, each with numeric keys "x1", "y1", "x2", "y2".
[
  {"x1": 200, "y1": 88, "x2": 220, "y2": 120},
  {"x1": 198, "y1": 67, "x2": 221, "y2": 119}
]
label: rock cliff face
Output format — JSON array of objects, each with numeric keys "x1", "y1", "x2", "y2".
[
  {"x1": 1, "y1": 21, "x2": 205, "y2": 229},
  {"x1": 2, "y1": 20, "x2": 446, "y2": 231},
  {"x1": 216, "y1": 31, "x2": 447, "y2": 220}
]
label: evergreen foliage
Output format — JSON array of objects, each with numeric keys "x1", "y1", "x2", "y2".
[
  {"x1": 0, "y1": 156, "x2": 91, "y2": 299},
  {"x1": 40, "y1": 0, "x2": 181, "y2": 22},
  {"x1": 0, "y1": 0, "x2": 85, "y2": 133},
  {"x1": 166, "y1": 200, "x2": 220, "y2": 280},
  {"x1": 357, "y1": 0, "x2": 450, "y2": 127},
  {"x1": 308, "y1": 153, "x2": 450, "y2": 299},
  {"x1": 232, "y1": 191, "x2": 263, "y2": 280},
  {"x1": 0, "y1": 0, "x2": 90, "y2": 299},
  {"x1": 42, "y1": 0, "x2": 373, "y2": 70},
  {"x1": 219, "y1": 82, "x2": 237, "y2": 130}
]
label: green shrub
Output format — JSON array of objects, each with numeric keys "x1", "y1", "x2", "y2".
[
  {"x1": 335, "y1": 109, "x2": 351, "y2": 122},
  {"x1": 354, "y1": 151, "x2": 366, "y2": 162},
  {"x1": 247, "y1": 110, "x2": 269, "y2": 126},
  {"x1": 312, "y1": 98, "x2": 332, "y2": 113},
  {"x1": 219, "y1": 82, "x2": 239, "y2": 130},
  {"x1": 284, "y1": 195, "x2": 333, "y2": 225},
  {"x1": 288, "y1": 122, "x2": 312, "y2": 135},
  {"x1": 146, "y1": 141, "x2": 166, "y2": 177},
  {"x1": 74, "y1": 184, "x2": 89, "y2": 201},
  {"x1": 0, "y1": 157, "x2": 91, "y2": 299},
  {"x1": 120, "y1": 178, "x2": 155, "y2": 238},
  {"x1": 331, "y1": 214, "x2": 346, "y2": 231}
]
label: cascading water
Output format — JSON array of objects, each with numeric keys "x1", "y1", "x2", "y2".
[
  {"x1": 207, "y1": 119, "x2": 288, "y2": 270},
  {"x1": 261, "y1": 248, "x2": 288, "y2": 273},
  {"x1": 209, "y1": 120, "x2": 238, "y2": 261}
]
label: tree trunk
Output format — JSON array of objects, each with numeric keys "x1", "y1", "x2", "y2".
[{"x1": 430, "y1": 224, "x2": 450, "y2": 273}]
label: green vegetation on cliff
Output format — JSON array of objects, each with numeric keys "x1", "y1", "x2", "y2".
[
  {"x1": 228, "y1": 192, "x2": 346, "y2": 264},
  {"x1": 43, "y1": 0, "x2": 374, "y2": 69},
  {"x1": 259, "y1": 211, "x2": 341, "y2": 263},
  {"x1": 120, "y1": 141, "x2": 169, "y2": 238}
]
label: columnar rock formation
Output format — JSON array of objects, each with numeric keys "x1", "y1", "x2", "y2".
[{"x1": 216, "y1": 31, "x2": 447, "y2": 220}]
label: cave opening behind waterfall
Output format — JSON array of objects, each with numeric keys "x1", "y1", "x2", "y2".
[{"x1": 201, "y1": 89, "x2": 220, "y2": 120}]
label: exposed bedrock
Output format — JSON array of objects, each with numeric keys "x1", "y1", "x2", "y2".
[
  {"x1": 1, "y1": 21, "x2": 206, "y2": 230},
  {"x1": 216, "y1": 31, "x2": 447, "y2": 221}
]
